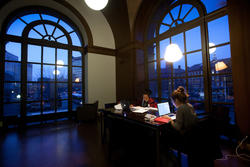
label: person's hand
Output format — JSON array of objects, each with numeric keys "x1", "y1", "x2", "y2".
[{"x1": 161, "y1": 115, "x2": 172, "y2": 120}]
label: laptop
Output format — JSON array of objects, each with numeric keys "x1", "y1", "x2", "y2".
[
  {"x1": 120, "y1": 100, "x2": 130, "y2": 111},
  {"x1": 157, "y1": 102, "x2": 176, "y2": 120}
]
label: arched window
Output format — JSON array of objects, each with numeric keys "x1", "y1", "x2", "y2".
[
  {"x1": 146, "y1": 0, "x2": 234, "y2": 124},
  {"x1": 2, "y1": 10, "x2": 84, "y2": 117}
]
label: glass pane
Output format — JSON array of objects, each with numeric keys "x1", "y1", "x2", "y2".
[
  {"x1": 212, "y1": 104, "x2": 235, "y2": 125},
  {"x1": 160, "y1": 60, "x2": 171, "y2": 78},
  {"x1": 7, "y1": 19, "x2": 26, "y2": 36},
  {"x1": 54, "y1": 28, "x2": 64, "y2": 38},
  {"x1": 45, "y1": 24, "x2": 55, "y2": 35},
  {"x1": 33, "y1": 25, "x2": 46, "y2": 36},
  {"x1": 59, "y1": 20, "x2": 73, "y2": 32},
  {"x1": 57, "y1": 100, "x2": 68, "y2": 112},
  {"x1": 171, "y1": 6, "x2": 181, "y2": 20},
  {"x1": 160, "y1": 38, "x2": 170, "y2": 59},
  {"x1": 57, "y1": 49, "x2": 68, "y2": 65},
  {"x1": 4, "y1": 103, "x2": 20, "y2": 116},
  {"x1": 208, "y1": 15, "x2": 230, "y2": 45},
  {"x1": 149, "y1": 81, "x2": 158, "y2": 98},
  {"x1": 72, "y1": 98, "x2": 83, "y2": 111},
  {"x1": 42, "y1": 82, "x2": 55, "y2": 101},
  {"x1": 148, "y1": 62, "x2": 157, "y2": 80},
  {"x1": 70, "y1": 32, "x2": 82, "y2": 46},
  {"x1": 201, "y1": 0, "x2": 227, "y2": 13},
  {"x1": 147, "y1": 44, "x2": 156, "y2": 61},
  {"x1": 72, "y1": 83, "x2": 82, "y2": 98},
  {"x1": 28, "y1": 29, "x2": 42, "y2": 39},
  {"x1": 5, "y1": 62, "x2": 21, "y2": 81},
  {"x1": 188, "y1": 77, "x2": 204, "y2": 101},
  {"x1": 21, "y1": 14, "x2": 41, "y2": 23},
  {"x1": 28, "y1": 44, "x2": 41, "y2": 63},
  {"x1": 185, "y1": 26, "x2": 201, "y2": 52},
  {"x1": 210, "y1": 44, "x2": 231, "y2": 74},
  {"x1": 180, "y1": 4, "x2": 193, "y2": 20},
  {"x1": 4, "y1": 83, "x2": 21, "y2": 103},
  {"x1": 159, "y1": 24, "x2": 170, "y2": 34},
  {"x1": 72, "y1": 67, "x2": 82, "y2": 82},
  {"x1": 57, "y1": 36, "x2": 68, "y2": 44},
  {"x1": 43, "y1": 47, "x2": 55, "y2": 64},
  {"x1": 190, "y1": 102, "x2": 205, "y2": 115},
  {"x1": 187, "y1": 51, "x2": 203, "y2": 76},
  {"x1": 183, "y1": 8, "x2": 199, "y2": 22},
  {"x1": 41, "y1": 14, "x2": 58, "y2": 22},
  {"x1": 162, "y1": 13, "x2": 173, "y2": 25},
  {"x1": 57, "y1": 83, "x2": 68, "y2": 99},
  {"x1": 171, "y1": 33, "x2": 184, "y2": 53},
  {"x1": 211, "y1": 75, "x2": 234, "y2": 103},
  {"x1": 43, "y1": 65, "x2": 55, "y2": 81},
  {"x1": 5, "y1": 42, "x2": 21, "y2": 61},
  {"x1": 173, "y1": 56, "x2": 185, "y2": 77},
  {"x1": 27, "y1": 102, "x2": 41, "y2": 116},
  {"x1": 162, "y1": 79, "x2": 172, "y2": 98},
  {"x1": 27, "y1": 83, "x2": 41, "y2": 101},
  {"x1": 173, "y1": 79, "x2": 186, "y2": 90},
  {"x1": 27, "y1": 63, "x2": 41, "y2": 82},
  {"x1": 43, "y1": 101, "x2": 55, "y2": 114},
  {"x1": 57, "y1": 66, "x2": 68, "y2": 82},
  {"x1": 72, "y1": 51, "x2": 82, "y2": 66}
]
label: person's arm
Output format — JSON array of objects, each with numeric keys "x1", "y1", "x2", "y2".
[
  {"x1": 172, "y1": 108, "x2": 183, "y2": 131},
  {"x1": 148, "y1": 98, "x2": 157, "y2": 108}
]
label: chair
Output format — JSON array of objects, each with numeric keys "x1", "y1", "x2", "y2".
[{"x1": 76, "y1": 101, "x2": 98, "y2": 122}]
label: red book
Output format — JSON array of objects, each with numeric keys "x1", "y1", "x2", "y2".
[{"x1": 154, "y1": 117, "x2": 171, "y2": 123}]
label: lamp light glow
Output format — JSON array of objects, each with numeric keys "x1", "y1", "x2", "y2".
[
  {"x1": 164, "y1": 43, "x2": 183, "y2": 62},
  {"x1": 75, "y1": 78, "x2": 80, "y2": 82},
  {"x1": 215, "y1": 61, "x2": 227, "y2": 71},
  {"x1": 16, "y1": 94, "x2": 21, "y2": 99},
  {"x1": 209, "y1": 42, "x2": 216, "y2": 54},
  {"x1": 84, "y1": 0, "x2": 109, "y2": 10},
  {"x1": 57, "y1": 60, "x2": 64, "y2": 67}
]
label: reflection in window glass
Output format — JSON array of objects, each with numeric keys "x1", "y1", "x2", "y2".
[
  {"x1": 72, "y1": 99, "x2": 82, "y2": 111},
  {"x1": 7, "y1": 19, "x2": 26, "y2": 36},
  {"x1": 70, "y1": 32, "x2": 82, "y2": 46},
  {"x1": 42, "y1": 82, "x2": 55, "y2": 101},
  {"x1": 149, "y1": 81, "x2": 158, "y2": 98},
  {"x1": 43, "y1": 65, "x2": 55, "y2": 81},
  {"x1": 57, "y1": 100, "x2": 68, "y2": 112},
  {"x1": 5, "y1": 62, "x2": 21, "y2": 81},
  {"x1": 72, "y1": 67, "x2": 82, "y2": 82},
  {"x1": 27, "y1": 83, "x2": 41, "y2": 101},
  {"x1": 148, "y1": 62, "x2": 157, "y2": 80},
  {"x1": 59, "y1": 20, "x2": 73, "y2": 32},
  {"x1": 208, "y1": 15, "x2": 230, "y2": 45},
  {"x1": 211, "y1": 75, "x2": 234, "y2": 103},
  {"x1": 28, "y1": 45, "x2": 41, "y2": 63},
  {"x1": 57, "y1": 49, "x2": 68, "y2": 65},
  {"x1": 185, "y1": 26, "x2": 201, "y2": 52},
  {"x1": 171, "y1": 33, "x2": 184, "y2": 53},
  {"x1": 187, "y1": 51, "x2": 203, "y2": 76},
  {"x1": 28, "y1": 29, "x2": 42, "y2": 39},
  {"x1": 43, "y1": 47, "x2": 55, "y2": 64},
  {"x1": 162, "y1": 79, "x2": 172, "y2": 98},
  {"x1": 43, "y1": 101, "x2": 55, "y2": 114},
  {"x1": 173, "y1": 79, "x2": 186, "y2": 90},
  {"x1": 72, "y1": 51, "x2": 82, "y2": 66},
  {"x1": 57, "y1": 83, "x2": 68, "y2": 99},
  {"x1": 21, "y1": 14, "x2": 40, "y2": 23},
  {"x1": 4, "y1": 83, "x2": 21, "y2": 103},
  {"x1": 27, "y1": 64, "x2": 41, "y2": 82},
  {"x1": 210, "y1": 44, "x2": 231, "y2": 74},
  {"x1": 173, "y1": 56, "x2": 185, "y2": 77},
  {"x1": 147, "y1": 44, "x2": 156, "y2": 61},
  {"x1": 5, "y1": 42, "x2": 21, "y2": 61},
  {"x1": 27, "y1": 102, "x2": 41, "y2": 116},
  {"x1": 188, "y1": 77, "x2": 204, "y2": 101},
  {"x1": 212, "y1": 104, "x2": 235, "y2": 125},
  {"x1": 57, "y1": 66, "x2": 68, "y2": 82},
  {"x1": 4, "y1": 103, "x2": 21, "y2": 116},
  {"x1": 160, "y1": 60, "x2": 171, "y2": 78},
  {"x1": 72, "y1": 83, "x2": 82, "y2": 98},
  {"x1": 160, "y1": 38, "x2": 170, "y2": 59},
  {"x1": 201, "y1": 0, "x2": 227, "y2": 14}
]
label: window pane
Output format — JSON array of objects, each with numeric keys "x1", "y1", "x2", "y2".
[
  {"x1": 171, "y1": 6, "x2": 181, "y2": 20},
  {"x1": 180, "y1": 4, "x2": 193, "y2": 20},
  {"x1": 212, "y1": 104, "x2": 235, "y2": 125},
  {"x1": 28, "y1": 29, "x2": 42, "y2": 39},
  {"x1": 72, "y1": 83, "x2": 82, "y2": 98},
  {"x1": 188, "y1": 77, "x2": 204, "y2": 101},
  {"x1": 160, "y1": 38, "x2": 170, "y2": 59},
  {"x1": 43, "y1": 82, "x2": 55, "y2": 101},
  {"x1": 183, "y1": 8, "x2": 199, "y2": 22},
  {"x1": 5, "y1": 42, "x2": 21, "y2": 61},
  {"x1": 57, "y1": 83, "x2": 68, "y2": 99},
  {"x1": 33, "y1": 25, "x2": 46, "y2": 36},
  {"x1": 43, "y1": 65, "x2": 55, "y2": 81},
  {"x1": 159, "y1": 24, "x2": 170, "y2": 34},
  {"x1": 72, "y1": 99, "x2": 83, "y2": 111},
  {"x1": 160, "y1": 60, "x2": 171, "y2": 78},
  {"x1": 173, "y1": 56, "x2": 185, "y2": 77},
  {"x1": 72, "y1": 67, "x2": 82, "y2": 83},
  {"x1": 210, "y1": 44, "x2": 231, "y2": 74},
  {"x1": 41, "y1": 14, "x2": 58, "y2": 22},
  {"x1": 162, "y1": 13, "x2": 173, "y2": 25},
  {"x1": 54, "y1": 28, "x2": 64, "y2": 38},
  {"x1": 208, "y1": 15, "x2": 230, "y2": 45},
  {"x1": 211, "y1": 75, "x2": 234, "y2": 103},
  {"x1": 70, "y1": 32, "x2": 82, "y2": 46},
  {"x1": 7, "y1": 19, "x2": 26, "y2": 36},
  {"x1": 148, "y1": 62, "x2": 157, "y2": 80},
  {"x1": 45, "y1": 24, "x2": 55, "y2": 35},
  {"x1": 201, "y1": 0, "x2": 227, "y2": 14},
  {"x1": 57, "y1": 36, "x2": 68, "y2": 44},
  {"x1": 43, "y1": 47, "x2": 55, "y2": 64},
  {"x1": 27, "y1": 83, "x2": 41, "y2": 101},
  {"x1": 43, "y1": 101, "x2": 55, "y2": 114},
  {"x1": 27, "y1": 102, "x2": 41, "y2": 116},
  {"x1": 59, "y1": 20, "x2": 73, "y2": 32},
  {"x1": 149, "y1": 81, "x2": 158, "y2": 98},
  {"x1": 147, "y1": 44, "x2": 156, "y2": 61},
  {"x1": 4, "y1": 103, "x2": 20, "y2": 116},
  {"x1": 190, "y1": 102, "x2": 205, "y2": 115},
  {"x1": 28, "y1": 44, "x2": 41, "y2": 63},
  {"x1": 185, "y1": 26, "x2": 201, "y2": 52},
  {"x1": 173, "y1": 79, "x2": 186, "y2": 90},
  {"x1": 57, "y1": 49, "x2": 68, "y2": 65},
  {"x1": 27, "y1": 63, "x2": 41, "y2": 82},
  {"x1": 187, "y1": 51, "x2": 203, "y2": 76},
  {"x1": 162, "y1": 79, "x2": 172, "y2": 98},
  {"x1": 171, "y1": 33, "x2": 184, "y2": 53},
  {"x1": 57, "y1": 66, "x2": 68, "y2": 82},
  {"x1": 57, "y1": 100, "x2": 68, "y2": 113},
  {"x1": 21, "y1": 14, "x2": 41, "y2": 23},
  {"x1": 4, "y1": 83, "x2": 21, "y2": 103},
  {"x1": 5, "y1": 62, "x2": 21, "y2": 81},
  {"x1": 72, "y1": 51, "x2": 82, "y2": 66}
]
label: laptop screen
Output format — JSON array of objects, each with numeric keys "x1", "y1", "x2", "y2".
[{"x1": 157, "y1": 102, "x2": 171, "y2": 116}]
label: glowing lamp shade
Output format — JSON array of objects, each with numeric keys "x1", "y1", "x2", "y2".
[
  {"x1": 75, "y1": 78, "x2": 80, "y2": 82},
  {"x1": 215, "y1": 61, "x2": 228, "y2": 71},
  {"x1": 209, "y1": 42, "x2": 216, "y2": 54},
  {"x1": 57, "y1": 60, "x2": 64, "y2": 67},
  {"x1": 84, "y1": 0, "x2": 109, "y2": 10},
  {"x1": 164, "y1": 44, "x2": 183, "y2": 62}
]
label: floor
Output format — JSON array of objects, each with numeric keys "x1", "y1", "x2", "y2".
[{"x1": 0, "y1": 120, "x2": 249, "y2": 167}]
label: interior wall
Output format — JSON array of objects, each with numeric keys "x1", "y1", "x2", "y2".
[{"x1": 85, "y1": 53, "x2": 116, "y2": 109}]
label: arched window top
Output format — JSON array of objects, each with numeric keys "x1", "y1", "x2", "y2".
[
  {"x1": 159, "y1": 4, "x2": 199, "y2": 35},
  {"x1": 6, "y1": 12, "x2": 82, "y2": 46},
  {"x1": 200, "y1": 0, "x2": 227, "y2": 14}
]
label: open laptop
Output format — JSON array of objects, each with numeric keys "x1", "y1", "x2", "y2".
[{"x1": 157, "y1": 102, "x2": 176, "y2": 120}]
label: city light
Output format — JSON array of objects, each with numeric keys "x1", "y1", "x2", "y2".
[
  {"x1": 209, "y1": 42, "x2": 216, "y2": 54},
  {"x1": 16, "y1": 94, "x2": 21, "y2": 99},
  {"x1": 215, "y1": 61, "x2": 228, "y2": 71},
  {"x1": 164, "y1": 43, "x2": 183, "y2": 62},
  {"x1": 75, "y1": 78, "x2": 80, "y2": 82},
  {"x1": 53, "y1": 70, "x2": 60, "y2": 75},
  {"x1": 84, "y1": 0, "x2": 109, "y2": 10},
  {"x1": 11, "y1": 90, "x2": 14, "y2": 93}
]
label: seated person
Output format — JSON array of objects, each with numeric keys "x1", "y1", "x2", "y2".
[{"x1": 131, "y1": 89, "x2": 157, "y2": 108}]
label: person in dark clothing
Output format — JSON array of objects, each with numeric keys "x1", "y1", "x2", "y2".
[{"x1": 131, "y1": 89, "x2": 157, "y2": 108}]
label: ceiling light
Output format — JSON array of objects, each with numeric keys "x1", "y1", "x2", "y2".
[
  {"x1": 84, "y1": 0, "x2": 109, "y2": 10},
  {"x1": 164, "y1": 43, "x2": 183, "y2": 62}
]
